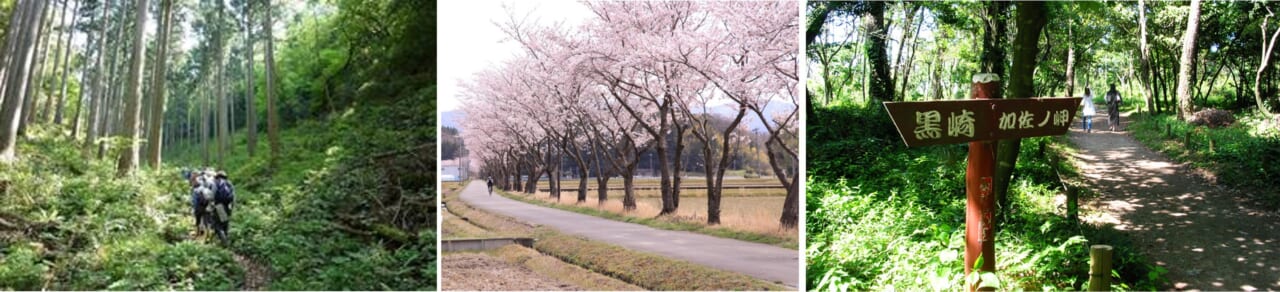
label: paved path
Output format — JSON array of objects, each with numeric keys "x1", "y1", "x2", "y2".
[
  {"x1": 458, "y1": 181, "x2": 800, "y2": 288},
  {"x1": 1068, "y1": 110, "x2": 1280, "y2": 291}
]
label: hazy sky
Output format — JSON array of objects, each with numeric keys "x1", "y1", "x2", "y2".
[{"x1": 437, "y1": 0, "x2": 594, "y2": 112}]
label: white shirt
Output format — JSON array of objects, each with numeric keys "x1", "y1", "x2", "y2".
[{"x1": 1081, "y1": 94, "x2": 1097, "y2": 116}]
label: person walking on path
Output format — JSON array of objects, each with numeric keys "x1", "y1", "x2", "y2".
[
  {"x1": 188, "y1": 170, "x2": 211, "y2": 235},
  {"x1": 486, "y1": 177, "x2": 494, "y2": 195},
  {"x1": 1081, "y1": 88, "x2": 1097, "y2": 133},
  {"x1": 1105, "y1": 84, "x2": 1122, "y2": 131}
]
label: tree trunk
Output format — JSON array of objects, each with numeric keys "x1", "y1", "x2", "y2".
[
  {"x1": 512, "y1": 160, "x2": 524, "y2": 192},
  {"x1": 0, "y1": 0, "x2": 48, "y2": 162},
  {"x1": 216, "y1": 6, "x2": 229, "y2": 170},
  {"x1": 980, "y1": 1, "x2": 1008, "y2": 78},
  {"x1": 245, "y1": 0, "x2": 257, "y2": 156},
  {"x1": 1255, "y1": 9, "x2": 1280, "y2": 115},
  {"x1": 53, "y1": 0, "x2": 80, "y2": 125},
  {"x1": 672, "y1": 122, "x2": 686, "y2": 210},
  {"x1": 0, "y1": 0, "x2": 27, "y2": 87},
  {"x1": 892, "y1": 4, "x2": 920, "y2": 100},
  {"x1": 994, "y1": 1, "x2": 1048, "y2": 217},
  {"x1": 1176, "y1": 0, "x2": 1203, "y2": 120},
  {"x1": 115, "y1": 0, "x2": 149, "y2": 176},
  {"x1": 38, "y1": 0, "x2": 68, "y2": 122},
  {"x1": 265, "y1": 0, "x2": 281, "y2": 168},
  {"x1": 865, "y1": 1, "x2": 893, "y2": 102},
  {"x1": 1138, "y1": 0, "x2": 1157, "y2": 114},
  {"x1": 623, "y1": 161, "x2": 637, "y2": 211},
  {"x1": 704, "y1": 108, "x2": 746, "y2": 225},
  {"x1": 525, "y1": 161, "x2": 540, "y2": 195},
  {"x1": 71, "y1": 3, "x2": 101, "y2": 138},
  {"x1": 19, "y1": 0, "x2": 55, "y2": 136},
  {"x1": 591, "y1": 138, "x2": 610, "y2": 204},
  {"x1": 83, "y1": 0, "x2": 109, "y2": 157},
  {"x1": 899, "y1": 9, "x2": 925, "y2": 100},
  {"x1": 1066, "y1": 24, "x2": 1076, "y2": 97},
  {"x1": 146, "y1": 0, "x2": 173, "y2": 169},
  {"x1": 570, "y1": 141, "x2": 589, "y2": 204},
  {"x1": 764, "y1": 136, "x2": 799, "y2": 229}
]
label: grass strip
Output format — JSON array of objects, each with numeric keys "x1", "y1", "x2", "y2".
[
  {"x1": 497, "y1": 190, "x2": 797, "y2": 249},
  {"x1": 492, "y1": 245, "x2": 644, "y2": 291},
  {"x1": 534, "y1": 234, "x2": 790, "y2": 291}
]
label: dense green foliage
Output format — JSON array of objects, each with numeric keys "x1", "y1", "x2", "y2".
[
  {"x1": 1130, "y1": 113, "x2": 1280, "y2": 206},
  {"x1": 270, "y1": 0, "x2": 435, "y2": 125},
  {"x1": 805, "y1": 106, "x2": 1165, "y2": 290}
]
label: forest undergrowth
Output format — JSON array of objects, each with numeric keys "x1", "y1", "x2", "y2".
[
  {"x1": 0, "y1": 126, "x2": 244, "y2": 290},
  {"x1": 805, "y1": 105, "x2": 1165, "y2": 291},
  {"x1": 1, "y1": 89, "x2": 437, "y2": 290}
]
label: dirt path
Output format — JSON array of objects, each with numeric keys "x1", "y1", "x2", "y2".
[
  {"x1": 233, "y1": 252, "x2": 271, "y2": 290},
  {"x1": 1067, "y1": 110, "x2": 1280, "y2": 291},
  {"x1": 458, "y1": 181, "x2": 799, "y2": 288}
]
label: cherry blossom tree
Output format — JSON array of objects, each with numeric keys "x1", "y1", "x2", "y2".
[{"x1": 459, "y1": 0, "x2": 799, "y2": 228}]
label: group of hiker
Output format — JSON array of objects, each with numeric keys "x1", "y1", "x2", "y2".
[
  {"x1": 183, "y1": 168, "x2": 236, "y2": 243},
  {"x1": 1079, "y1": 84, "x2": 1124, "y2": 133}
]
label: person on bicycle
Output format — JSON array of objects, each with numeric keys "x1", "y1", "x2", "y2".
[{"x1": 486, "y1": 177, "x2": 494, "y2": 195}]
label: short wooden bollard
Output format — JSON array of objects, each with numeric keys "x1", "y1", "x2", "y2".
[
  {"x1": 1065, "y1": 185, "x2": 1079, "y2": 221},
  {"x1": 1184, "y1": 131, "x2": 1192, "y2": 149},
  {"x1": 1088, "y1": 245, "x2": 1113, "y2": 291},
  {"x1": 1165, "y1": 123, "x2": 1172, "y2": 138}
]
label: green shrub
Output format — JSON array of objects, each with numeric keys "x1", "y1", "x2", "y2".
[{"x1": 0, "y1": 242, "x2": 48, "y2": 290}]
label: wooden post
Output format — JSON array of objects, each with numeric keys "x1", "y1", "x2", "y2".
[
  {"x1": 1037, "y1": 139, "x2": 1047, "y2": 159},
  {"x1": 882, "y1": 76, "x2": 1082, "y2": 292},
  {"x1": 1165, "y1": 123, "x2": 1172, "y2": 138},
  {"x1": 965, "y1": 74, "x2": 999, "y2": 291},
  {"x1": 1089, "y1": 245, "x2": 1113, "y2": 291},
  {"x1": 1184, "y1": 131, "x2": 1192, "y2": 149},
  {"x1": 1066, "y1": 185, "x2": 1079, "y2": 221}
]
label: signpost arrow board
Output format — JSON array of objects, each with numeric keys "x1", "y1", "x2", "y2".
[
  {"x1": 882, "y1": 74, "x2": 1082, "y2": 291},
  {"x1": 882, "y1": 97, "x2": 1082, "y2": 147}
]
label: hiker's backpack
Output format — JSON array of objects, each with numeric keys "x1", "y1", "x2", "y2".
[
  {"x1": 196, "y1": 186, "x2": 215, "y2": 204},
  {"x1": 214, "y1": 179, "x2": 234, "y2": 203}
]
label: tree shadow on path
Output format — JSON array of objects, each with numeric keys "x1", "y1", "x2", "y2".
[{"x1": 1068, "y1": 110, "x2": 1280, "y2": 291}]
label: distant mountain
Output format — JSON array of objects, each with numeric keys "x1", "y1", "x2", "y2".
[
  {"x1": 441, "y1": 110, "x2": 464, "y2": 130},
  {"x1": 707, "y1": 100, "x2": 798, "y2": 132}
]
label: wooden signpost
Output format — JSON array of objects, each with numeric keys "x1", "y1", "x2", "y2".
[{"x1": 882, "y1": 74, "x2": 1081, "y2": 291}]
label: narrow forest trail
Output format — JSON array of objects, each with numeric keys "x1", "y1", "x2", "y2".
[
  {"x1": 1067, "y1": 110, "x2": 1280, "y2": 291},
  {"x1": 180, "y1": 229, "x2": 271, "y2": 290},
  {"x1": 232, "y1": 251, "x2": 271, "y2": 290}
]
